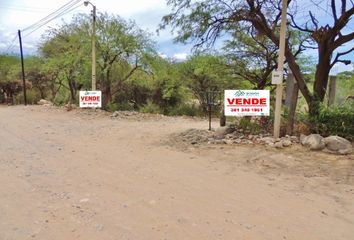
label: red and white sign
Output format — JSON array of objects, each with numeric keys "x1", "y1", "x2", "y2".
[
  {"x1": 224, "y1": 90, "x2": 269, "y2": 116},
  {"x1": 80, "y1": 91, "x2": 102, "y2": 108}
]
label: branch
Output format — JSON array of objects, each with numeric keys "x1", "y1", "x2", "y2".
[
  {"x1": 330, "y1": 46, "x2": 354, "y2": 68},
  {"x1": 216, "y1": 0, "x2": 233, "y2": 11},
  {"x1": 331, "y1": 6, "x2": 354, "y2": 38},
  {"x1": 341, "y1": 0, "x2": 346, "y2": 15},
  {"x1": 333, "y1": 31, "x2": 354, "y2": 49},
  {"x1": 309, "y1": 11, "x2": 319, "y2": 29},
  {"x1": 111, "y1": 57, "x2": 142, "y2": 95},
  {"x1": 331, "y1": 0, "x2": 338, "y2": 21},
  {"x1": 288, "y1": 12, "x2": 314, "y2": 33}
]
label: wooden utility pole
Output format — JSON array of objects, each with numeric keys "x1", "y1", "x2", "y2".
[
  {"x1": 273, "y1": 0, "x2": 288, "y2": 138},
  {"x1": 18, "y1": 30, "x2": 27, "y2": 106},
  {"x1": 92, "y1": 4, "x2": 96, "y2": 91},
  {"x1": 84, "y1": 1, "x2": 97, "y2": 91}
]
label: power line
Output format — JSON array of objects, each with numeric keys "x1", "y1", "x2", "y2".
[
  {"x1": 4, "y1": 34, "x2": 19, "y2": 53},
  {"x1": 0, "y1": 6, "x2": 50, "y2": 13},
  {"x1": 22, "y1": 1, "x2": 83, "y2": 38},
  {"x1": 2, "y1": 0, "x2": 86, "y2": 54},
  {"x1": 0, "y1": 3, "x2": 51, "y2": 10},
  {"x1": 22, "y1": 0, "x2": 82, "y2": 33}
]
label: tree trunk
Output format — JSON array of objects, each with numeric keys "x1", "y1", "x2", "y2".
[
  {"x1": 314, "y1": 43, "x2": 331, "y2": 102},
  {"x1": 286, "y1": 81, "x2": 299, "y2": 136},
  {"x1": 39, "y1": 88, "x2": 45, "y2": 99},
  {"x1": 285, "y1": 49, "x2": 312, "y2": 105},
  {"x1": 220, "y1": 105, "x2": 226, "y2": 127},
  {"x1": 101, "y1": 70, "x2": 112, "y2": 109},
  {"x1": 68, "y1": 79, "x2": 76, "y2": 102}
]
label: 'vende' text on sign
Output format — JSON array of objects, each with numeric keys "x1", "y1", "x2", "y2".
[
  {"x1": 80, "y1": 91, "x2": 102, "y2": 108},
  {"x1": 224, "y1": 90, "x2": 270, "y2": 116}
]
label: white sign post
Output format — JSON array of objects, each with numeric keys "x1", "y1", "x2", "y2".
[
  {"x1": 224, "y1": 90, "x2": 270, "y2": 116},
  {"x1": 79, "y1": 91, "x2": 102, "y2": 108}
]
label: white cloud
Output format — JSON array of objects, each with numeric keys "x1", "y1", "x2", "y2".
[
  {"x1": 158, "y1": 52, "x2": 168, "y2": 59},
  {"x1": 0, "y1": 0, "x2": 188, "y2": 55},
  {"x1": 330, "y1": 63, "x2": 354, "y2": 75},
  {"x1": 173, "y1": 52, "x2": 188, "y2": 61}
]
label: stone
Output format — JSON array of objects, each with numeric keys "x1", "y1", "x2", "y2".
[
  {"x1": 290, "y1": 136, "x2": 299, "y2": 143},
  {"x1": 215, "y1": 127, "x2": 228, "y2": 137},
  {"x1": 259, "y1": 137, "x2": 275, "y2": 145},
  {"x1": 301, "y1": 134, "x2": 325, "y2": 150},
  {"x1": 79, "y1": 198, "x2": 90, "y2": 203},
  {"x1": 274, "y1": 142, "x2": 283, "y2": 148},
  {"x1": 300, "y1": 134, "x2": 307, "y2": 145},
  {"x1": 37, "y1": 99, "x2": 53, "y2": 105},
  {"x1": 96, "y1": 224, "x2": 104, "y2": 231},
  {"x1": 214, "y1": 140, "x2": 225, "y2": 144},
  {"x1": 324, "y1": 136, "x2": 353, "y2": 155},
  {"x1": 111, "y1": 111, "x2": 119, "y2": 117},
  {"x1": 281, "y1": 139, "x2": 292, "y2": 147},
  {"x1": 223, "y1": 139, "x2": 234, "y2": 145},
  {"x1": 225, "y1": 134, "x2": 234, "y2": 139}
]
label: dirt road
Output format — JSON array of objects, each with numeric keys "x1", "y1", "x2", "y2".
[{"x1": 1, "y1": 105, "x2": 353, "y2": 240}]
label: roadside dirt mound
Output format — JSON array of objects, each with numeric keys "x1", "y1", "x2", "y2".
[
  {"x1": 110, "y1": 110, "x2": 166, "y2": 120},
  {"x1": 167, "y1": 127, "x2": 354, "y2": 186},
  {"x1": 172, "y1": 128, "x2": 213, "y2": 146}
]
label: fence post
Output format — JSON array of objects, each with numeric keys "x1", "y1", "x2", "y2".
[
  {"x1": 328, "y1": 75, "x2": 336, "y2": 106},
  {"x1": 285, "y1": 73, "x2": 299, "y2": 136}
]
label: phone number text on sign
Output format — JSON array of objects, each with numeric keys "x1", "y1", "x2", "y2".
[
  {"x1": 224, "y1": 90, "x2": 270, "y2": 116},
  {"x1": 80, "y1": 91, "x2": 102, "y2": 108}
]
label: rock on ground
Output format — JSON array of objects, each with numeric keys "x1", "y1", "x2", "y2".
[
  {"x1": 37, "y1": 99, "x2": 53, "y2": 106},
  {"x1": 259, "y1": 137, "x2": 275, "y2": 145},
  {"x1": 281, "y1": 139, "x2": 292, "y2": 147},
  {"x1": 214, "y1": 126, "x2": 235, "y2": 138},
  {"x1": 301, "y1": 134, "x2": 326, "y2": 150},
  {"x1": 274, "y1": 142, "x2": 284, "y2": 148},
  {"x1": 324, "y1": 136, "x2": 353, "y2": 155}
]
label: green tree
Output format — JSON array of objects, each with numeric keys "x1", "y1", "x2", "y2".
[
  {"x1": 40, "y1": 20, "x2": 89, "y2": 105},
  {"x1": 92, "y1": 13, "x2": 154, "y2": 108},
  {"x1": 25, "y1": 56, "x2": 51, "y2": 99},
  {"x1": 0, "y1": 55, "x2": 23, "y2": 103},
  {"x1": 181, "y1": 54, "x2": 247, "y2": 112},
  {"x1": 336, "y1": 71, "x2": 354, "y2": 104},
  {"x1": 161, "y1": 0, "x2": 354, "y2": 115}
]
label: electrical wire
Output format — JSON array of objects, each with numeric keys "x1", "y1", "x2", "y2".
[
  {"x1": 0, "y1": 6, "x2": 50, "y2": 13},
  {"x1": 22, "y1": 0, "x2": 82, "y2": 33},
  {"x1": 22, "y1": 1, "x2": 83, "y2": 38},
  {"x1": 2, "y1": 0, "x2": 86, "y2": 53},
  {"x1": 4, "y1": 34, "x2": 19, "y2": 53}
]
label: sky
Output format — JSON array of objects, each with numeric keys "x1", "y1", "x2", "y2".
[
  {"x1": 0, "y1": 0, "x2": 353, "y2": 72},
  {"x1": 0, "y1": 0, "x2": 192, "y2": 61}
]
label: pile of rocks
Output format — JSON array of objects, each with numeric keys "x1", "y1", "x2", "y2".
[
  {"x1": 300, "y1": 134, "x2": 352, "y2": 155},
  {"x1": 177, "y1": 129, "x2": 212, "y2": 145},
  {"x1": 110, "y1": 111, "x2": 165, "y2": 120},
  {"x1": 177, "y1": 125, "x2": 353, "y2": 155},
  {"x1": 37, "y1": 99, "x2": 53, "y2": 106},
  {"x1": 208, "y1": 126, "x2": 299, "y2": 147},
  {"x1": 111, "y1": 111, "x2": 141, "y2": 118}
]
